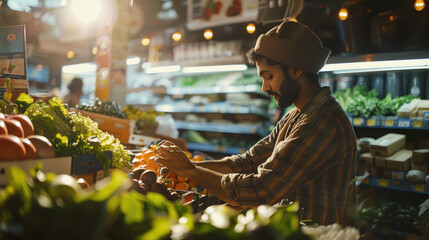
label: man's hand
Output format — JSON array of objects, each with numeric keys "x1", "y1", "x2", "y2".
[
  {"x1": 154, "y1": 141, "x2": 236, "y2": 206},
  {"x1": 154, "y1": 141, "x2": 196, "y2": 178}
]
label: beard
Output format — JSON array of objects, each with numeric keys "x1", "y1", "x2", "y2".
[{"x1": 266, "y1": 70, "x2": 300, "y2": 109}]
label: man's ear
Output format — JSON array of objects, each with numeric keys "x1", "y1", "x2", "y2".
[{"x1": 289, "y1": 66, "x2": 303, "y2": 79}]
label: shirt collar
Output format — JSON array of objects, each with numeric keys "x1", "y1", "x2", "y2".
[{"x1": 299, "y1": 87, "x2": 333, "y2": 114}]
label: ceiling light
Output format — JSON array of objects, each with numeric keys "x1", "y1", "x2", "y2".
[
  {"x1": 182, "y1": 64, "x2": 247, "y2": 74},
  {"x1": 415, "y1": 0, "x2": 425, "y2": 11},
  {"x1": 67, "y1": 51, "x2": 75, "y2": 59},
  {"x1": 70, "y1": 0, "x2": 101, "y2": 26},
  {"x1": 246, "y1": 23, "x2": 256, "y2": 34},
  {"x1": 172, "y1": 31, "x2": 182, "y2": 41},
  {"x1": 62, "y1": 63, "x2": 97, "y2": 73},
  {"x1": 126, "y1": 56, "x2": 141, "y2": 65},
  {"x1": 141, "y1": 37, "x2": 150, "y2": 46},
  {"x1": 338, "y1": 7, "x2": 348, "y2": 21},
  {"x1": 204, "y1": 29, "x2": 213, "y2": 40},
  {"x1": 320, "y1": 58, "x2": 429, "y2": 74},
  {"x1": 92, "y1": 47, "x2": 98, "y2": 55},
  {"x1": 145, "y1": 65, "x2": 181, "y2": 74}
]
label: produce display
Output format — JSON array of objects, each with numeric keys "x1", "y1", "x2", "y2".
[
  {"x1": 333, "y1": 85, "x2": 417, "y2": 118},
  {"x1": 182, "y1": 130, "x2": 256, "y2": 148},
  {"x1": 0, "y1": 94, "x2": 131, "y2": 173},
  {"x1": 0, "y1": 112, "x2": 55, "y2": 161},
  {"x1": 131, "y1": 145, "x2": 202, "y2": 192},
  {"x1": 0, "y1": 165, "x2": 332, "y2": 240},
  {"x1": 122, "y1": 105, "x2": 164, "y2": 131},
  {"x1": 76, "y1": 99, "x2": 126, "y2": 118},
  {"x1": 359, "y1": 201, "x2": 420, "y2": 235}
]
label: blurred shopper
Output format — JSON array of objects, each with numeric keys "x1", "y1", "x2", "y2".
[
  {"x1": 155, "y1": 21, "x2": 357, "y2": 226},
  {"x1": 63, "y1": 77, "x2": 83, "y2": 107}
]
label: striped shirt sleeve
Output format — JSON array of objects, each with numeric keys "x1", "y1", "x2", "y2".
[
  {"x1": 221, "y1": 110, "x2": 296, "y2": 174},
  {"x1": 222, "y1": 113, "x2": 343, "y2": 207}
]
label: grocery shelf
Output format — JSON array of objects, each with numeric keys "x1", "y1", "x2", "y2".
[
  {"x1": 367, "y1": 227, "x2": 426, "y2": 240},
  {"x1": 155, "y1": 103, "x2": 269, "y2": 118},
  {"x1": 176, "y1": 121, "x2": 260, "y2": 134},
  {"x1": 349, "y1": 116, "x2": 429, "y2": 130},
  {"x1": 168, "y1": 85, "x2": 267, "y2": 97},
  {"x1": 358, "y1": 176, "x2": 429, "y2": 195},
  {"x1": 187, "y1": 142, "x2": 247, "y2": 155}
]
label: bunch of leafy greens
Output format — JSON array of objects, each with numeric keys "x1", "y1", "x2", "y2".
[
  {"x1": 333, "y1": 85, "x2": 417, "y2": 118},
  {"x1": 21, "y1": 94, "x2": 130, "y2": 173},
  {"x1": 0, "y1": 166, "x2": 311, "y2": 240}
]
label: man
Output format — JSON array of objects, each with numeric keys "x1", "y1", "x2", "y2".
[{"x1": 155, "y1": 21, "x2": 357, "y2": 226}]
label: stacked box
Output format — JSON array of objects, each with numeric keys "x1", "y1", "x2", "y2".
[
  {"x1": 382, "y1": 149, "x2": 412, "y2": 171},
  {"x1": 370, "y1": 133, "x2": 406, "y2": 157}
]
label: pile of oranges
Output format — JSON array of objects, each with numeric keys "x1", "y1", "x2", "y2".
[{"x1": 132, "y1": 145, "x2": 205, "y2": 191}]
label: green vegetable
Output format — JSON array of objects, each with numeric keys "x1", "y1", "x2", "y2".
[
  {"x1": 333, "y1": 85, "x2": 417, "y2": 117},
  {"x1": 77, "y1": 99, "x2": 126, "y2": 118},
  {"x1": 1, "y1": 166, "x2": 311, "y2": 240},
  {"x1": 22, "y1": 94, "x2": 130, "y2": 174}
]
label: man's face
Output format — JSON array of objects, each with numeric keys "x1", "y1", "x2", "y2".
[{"x1": 256, "y1": 58, "x2": 300, "y2": 108}]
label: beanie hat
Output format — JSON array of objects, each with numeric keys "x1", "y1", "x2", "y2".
[{"x1": 254, "y1": 21, "x2": 331, "y2": 74}]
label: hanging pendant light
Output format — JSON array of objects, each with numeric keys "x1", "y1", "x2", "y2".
[
  {"x1": 204, "y1": 29, "x2": 213, "y2": 40},
  {"x1": 338, "y1": 7, "x2": 349, "y2": 21},
  {"x1": 415, "y1": 0, "x2": 425, "y2": 11},
  {"x1": 172, "y1": 31, "x2": 182, "y2": 42},
  {"x1": 141, "y1": 37, "x2": 150, "y2": 46},
  {"x1": 246, "y1": 23, "x2": 256, "y2": 34}
]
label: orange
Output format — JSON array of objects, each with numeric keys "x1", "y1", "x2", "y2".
[
  {"x1": 146, "y1": 156, "x2": 160, "y2": 172},
  {"x1": 175, "y1": 182, "x2": 189, "y2": 191},
  {"x1": 132, "y1": 159, "x2": 145, "y2": 170},
  {"x1": 184, "y1": 151, "x2": 192, "y2": 159},
  {"x1": 143, "y1": 149, "x2": 157, "y2": 161},
  {"x1": 188, "y1": 179, "x2": 197, "y2": 189},
  {"x1": 177, "y1": 176, "x2": 188, "y2": 182},
  {"x1": 169, "y1": 170, "x2": 177, "y2": 180},
  {"x1": 164, "y1": 179, "x2": 175, "y2": 188},
  {"x1": 141, "y1": 164, "x2": 157, "y2": 173},
  {"x1": 192, "y1": 154, "x2": 205, "y2": 162}
]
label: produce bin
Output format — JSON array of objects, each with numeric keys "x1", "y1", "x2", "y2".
[
  {"x1": 72, "y1": 108, "x2": 135, "y2": 144},
  {"x1": 0, "y1": 156, "x2": 72, "y2": 186}
]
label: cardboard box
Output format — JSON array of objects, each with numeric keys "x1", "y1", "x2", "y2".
[
  {"x1": 370, "y1": 133, "x2": 406, "y2": 156},
  {"x1": 368, "y1": 167, "x2": 383, "y2": 177},
  {"x1": 411, "y1": 161, "x2": 428, "y2": 173},
  {"x1": 0, "y1": 152, "x2": 117, "y2": 186},
  {"x1": 73, "y1": 109, "x2": 135, "y2": 144},
  {"x1": 0, "y1": 156, "x2": 72, "y2": 186},
  {"x1": 382, "y1": 149, "x2": 412, "y2": 171},
  {"x1": 412, "y1": 149, "x2": 429, "y2": 164},
  {"x1": 391, "y1": 170, "x2": 406, "y2": 180},
  {"x1": 361, "y1": 152, "x2": 385, "y2": 168}
]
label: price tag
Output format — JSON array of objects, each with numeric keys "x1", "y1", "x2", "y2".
[
  {"x1": 378, "y1": 179, "x2": 388, "y2": 187},
  {"x1": 353, "y1": 118, "x2": 363, "y2": 126},
  {"x1": 397, "y1": 119, "x2": 410, "y2": 128},
  {"x1": 384, "y1": 120, "x2": 395, "y2": 127},
  {"x1": 367, "y1": 119, "x2": 376, "y2": 126},
  {"x1": 215, "y1": 146, "x2": 226, "y2": 152},
  {"x1": 415, "y1": 184, "x2": 424, "y2": 192},
  {"x1": 413, "y1": 121, "x2": 423, "y2": 128}
]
